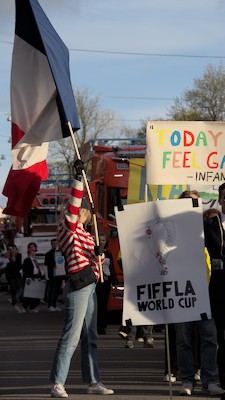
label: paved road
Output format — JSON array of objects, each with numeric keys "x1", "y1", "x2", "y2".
[{"x1": 0, "y1": 289, "x2": 223, "y2": 400}]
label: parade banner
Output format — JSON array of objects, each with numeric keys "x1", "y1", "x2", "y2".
[
  {"x1": 127, "y1": 158, "x2": 187, "y2": 203},
  {"x1": 128, "y1": 158, "x2": 221, "y2": 210},
  {"x1": 146, "y1": 121, "x2": 225, "y2": 185},
  {"x1": 115, "y1": 198, "x2": 211, "y2": 326}
]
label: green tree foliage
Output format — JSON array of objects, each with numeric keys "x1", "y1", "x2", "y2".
[{"x1": 168, "y1": 63, "x2": 225, "y2": 121}]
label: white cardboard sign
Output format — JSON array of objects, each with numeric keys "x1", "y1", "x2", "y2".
[
  {"x1": 23, "y1": 279, "x2": 46, "y2": 299},
  {"x1": 115, "y1": 198, "x2": 211, "y2": 326},
  {"x1": 146, "y1": 120, "x2": 225, "y2": 185}
]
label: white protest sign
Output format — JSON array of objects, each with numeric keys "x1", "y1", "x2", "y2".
[
  {"x1": 23, "y1": 279, "x2": 46, "y2": 299},
  {"x1": 146, "y1": 121, "x2": 225, "y2": 185},
  {"x1": 115, "y1": 198, "x2": 211, "y2": 326}
]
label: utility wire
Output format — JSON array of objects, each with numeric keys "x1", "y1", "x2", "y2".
[
  {"x1": 69, "y1": 48, "x2": 225, "y2": 59},
  {"x1": 1, "y1": 40, "x2": 225, "y2": 59}
]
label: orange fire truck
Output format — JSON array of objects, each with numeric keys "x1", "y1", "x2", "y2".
[{"x1": 88, "y1": 139, "x2": 145, "y2": 310}]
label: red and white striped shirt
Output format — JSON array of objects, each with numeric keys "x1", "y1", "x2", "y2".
[{"x1": 58, "y1": 179, "x2": 103, "y2": 281}]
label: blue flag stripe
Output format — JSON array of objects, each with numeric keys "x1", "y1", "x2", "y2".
[{"x1": 15, "y1": 0, "x2": 80, "y2": 136}]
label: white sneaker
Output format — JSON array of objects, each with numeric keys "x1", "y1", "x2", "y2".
[
  {"x1": 118, "y1": 330, "x2": 127, "y2": 339},
  {"x1": 87, "y1": 382, "x2": 114, "y2": 395},
  {"x1": 180, "y1": 382, "x2": 193, "y2": 396},
  {"x1": 164, "y1": 373, "x2": 176, "y2": 383},
  {"x1": 55, "y1": 307, "x2": 62, "y2": 311},
  {"x1": 202, "y1": 382, "x2": 225, "y2": 396},
  {"x1": 143, "y1": 338, "x2": 155, "y2": 348},
  {"x1": 51, "y1": 383, "x2": 68, "y2": 398},
  {"x1": 48, "y1": 306, "x2": 56, "y2": 312}
]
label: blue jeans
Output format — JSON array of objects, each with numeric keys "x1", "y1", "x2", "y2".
[
  {"x1": 175, "y1": 319, "x2": 218, "y2": 387},
  {"x1": 50, "y1": 281, "x2": 100, "y2": 385}
]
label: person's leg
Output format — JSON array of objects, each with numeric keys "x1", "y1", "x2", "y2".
[
  {"x1": 96, "y1": 281, "x2": 110, "y2": 334},
  {"x1": 44, "y1": 280, "x2": 50, "y2": 303},
  {"x1": 48, "y1": 279, "x2": 54, "y2": 308},
  {"x1": 10, "y1": 279, "x2": 17, "y2": 306},
  {"x1": 216, "y1": 324, "x2": 225, "y2": 388},
  {"x1": 136, "y1": 326, "x2": 144, "y2": 340},
  {"x1": 126, "y1": 326, "x2": 136, "y2": 341},
  {"x1": 118, "y1": 324, "x2": 129, "y2": 339},
  {"x1": 81, "y1": 289, "x2": 114, "y2": 396},
  {"x1": 142, "y1": 325, "x2": 154, "y2": 347},
  {"x1": 165, "y1": 324, "x2": 178, "y2": 378},
  {"x1": 191, "y1": 323, "x2": 201, "y2": 379},
  {"x1": 29, "y1": 297, "x2": 37, "y2": 310},
  {"x1": 175, "y1": 322, "x2": 195, "y2": 384},
  {"x1": 125, "y1": 326, "x2": 136, "y2": 348},
  {"x1": 50, "y1": 281, "x2": 94, "y2": 385},
  {"x1": 52, "y1": 277, "x2": 63, "y2": 308},
  {"x1": 16, "y1": 277, "x2": 23, "y2": 303},
  {"x1": 210, "y1": 292, "x2": 225, "y2": 388},
  {"x1": 22, "y1": 297, "x2": 29, "y2": 310},
  {"x1": 80, "y1": 286, "x2": 100, "y2": 384},
  {"x1": 197, "y1": 319, "x2": 218, "y2": 387},
  {"x1": 101, "y1": 280, "x2": 111, "y2": 329}
]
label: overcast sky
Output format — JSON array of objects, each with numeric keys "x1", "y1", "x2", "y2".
[{"x1": 1, "y1": 0, "x2": 225, "y2": 207}]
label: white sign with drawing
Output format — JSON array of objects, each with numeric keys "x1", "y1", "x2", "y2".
[{"x1": 115, "y1": 198, "x2": 211, "y2": 326}]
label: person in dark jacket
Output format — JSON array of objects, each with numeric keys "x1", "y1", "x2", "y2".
[
  {"x1": 5, "y1": 245, "x2": 23, "y2": 309},
  {"x1": 175, "y1": 190, "x2": 223, "y2": 396},
  {"x1": 204, "y1": 183, "x2": 225, "y2": 389},
  {"x1": 44, "y1": 238, "x2": 65, "y2": 312},
  {"x1": 22, "y1": 242, "x2": 42, "y2": 312}
]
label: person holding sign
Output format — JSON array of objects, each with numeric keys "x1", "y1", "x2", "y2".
[
  {"x1": 175, "y1": 190, "x2": 224, "y2": 397},
  {"x1": 204, "y1": 184, "x2": 225, "y2": 390},
  {"x1": 22, "y1": 242, "x2": 43, "y2": 313},
  {"x1": 50, "y1": 160, "x2": 114, "y2": 399},
  {"x1": 44, "y1": 238, "x2": 65, "y2": 312}
]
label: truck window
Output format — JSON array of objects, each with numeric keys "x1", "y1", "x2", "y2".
[{"x1": 29, "y1": 210, "x2": 59, "y2": 224}]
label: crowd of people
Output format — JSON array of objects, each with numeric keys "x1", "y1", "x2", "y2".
[
  {"x1": 3, "y1": 238, "x2": 66, "y2": 314},
  {"x1": 2, "y1": 160, "x2": 225, "y2": 398}
]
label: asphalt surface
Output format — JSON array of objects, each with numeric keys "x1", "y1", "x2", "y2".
[{"x1": 0, "y1": 288, "x2": 223, "y2": 400}]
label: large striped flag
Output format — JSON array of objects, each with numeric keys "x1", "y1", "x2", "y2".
[{"x1": 2, "y1": 0, "x2": 80, "y2": 217}]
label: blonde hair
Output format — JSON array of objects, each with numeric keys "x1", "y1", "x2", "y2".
[{"x1": 78, "y1": 208, "x2": 93, "y2": 226}]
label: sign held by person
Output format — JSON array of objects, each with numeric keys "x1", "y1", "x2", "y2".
[
  {"x1": 115, "y1": 197, "x2": 211, "y2": 326},
  {"x1": 146, "y1": 121, "x2": 225, "y2": 185}
]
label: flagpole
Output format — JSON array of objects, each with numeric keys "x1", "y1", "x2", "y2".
[
  {"x1": 67, "y1": 121, "x2": 104, "y2": 283},
  {"x1": 145, "y1": 179, "x2": 173, "y2": 398}
]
